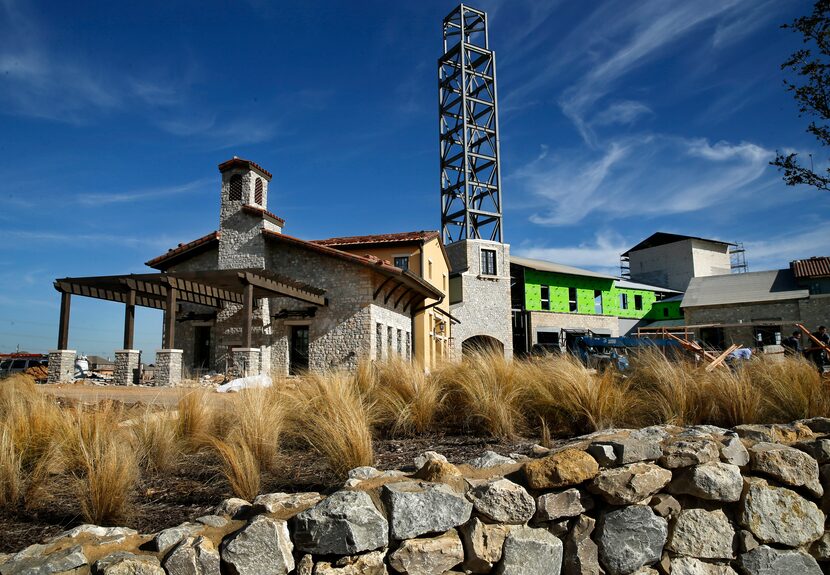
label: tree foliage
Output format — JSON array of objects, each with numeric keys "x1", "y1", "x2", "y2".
[{"x1": 773, "y1": 0, "x2": 830, "y2": 192}]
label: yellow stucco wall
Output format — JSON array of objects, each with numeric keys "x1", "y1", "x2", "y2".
[{"x1": 335, "y1": 237, "x2": 452, "y2": 369}]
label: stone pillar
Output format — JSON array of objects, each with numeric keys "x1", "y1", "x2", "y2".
[
  {"x1": 155, "y1": 349, "x2": 183, "y2": 387},
  {"x1": 113, "y1": 350, "x2": 141, "y2": 386},
  {"x1": 47, "y1": 350, "x2": 76, "y2": 384},
  {"x1": 232, "y1": 348, "x2": 261, "y2": 377}
]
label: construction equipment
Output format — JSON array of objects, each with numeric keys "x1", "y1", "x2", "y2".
[{"x1": 572, "y1": 336, "x2": 682, "y2": 372}]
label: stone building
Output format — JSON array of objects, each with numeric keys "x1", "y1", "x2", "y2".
[{"x1": 48, "y1": 158, "x2": 443, "y2": 385}]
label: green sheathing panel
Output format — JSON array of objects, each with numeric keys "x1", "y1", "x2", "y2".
[
  {"x1": 523, "y1": 268, "x2": 675, "y2": 320},
  {"x1": 645, "y1": 300, "x2": 684, "y2": 321}
]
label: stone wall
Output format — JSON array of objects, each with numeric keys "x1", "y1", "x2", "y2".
[{"x1": 8, "y1": 419, "x2": 830, "y2": 574}]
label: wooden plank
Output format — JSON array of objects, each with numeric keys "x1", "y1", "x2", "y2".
[
  {"x1": 796, "y1": 323, "x2": 830, "y2": 354},
  {"x1": 705, "y1": 344, "x2": 740, "y2": 372}
]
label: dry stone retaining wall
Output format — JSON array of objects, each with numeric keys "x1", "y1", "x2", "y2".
[{"x1": 6, "y1": 420, "x2": 830, "y2": 574}]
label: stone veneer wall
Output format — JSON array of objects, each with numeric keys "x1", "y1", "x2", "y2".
[
  {"x1": 154, "y1": 350, "x2": 182, "y2": 387},
  {"x1": 46, "y1": 350, "x2": 75, "y2": 384},
  {"x1": 113, "y1": 350, "x2": 141, "y2": 386},
  {"x1": 447, "y1": 239, "x2": 513, "y2": 359},
  {"x1": 7, "y1": 419, "x2": 830, "y2": 575}
]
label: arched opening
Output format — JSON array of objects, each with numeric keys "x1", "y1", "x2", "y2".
[
  {"x1": 228, "y1": 174, "x2": 243, "y2": 201},
  {"x1": 462, "y1": 335, "x2": 504, "y2": 356}
]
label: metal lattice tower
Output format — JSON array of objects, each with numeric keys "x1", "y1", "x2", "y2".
[{"x1": 439, "y1": 4, "x2": 503, "y2": 244}]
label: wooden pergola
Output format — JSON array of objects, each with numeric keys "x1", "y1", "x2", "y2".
[{"x1": 53, "y1": 269, "x2": 327, "y2": 351}]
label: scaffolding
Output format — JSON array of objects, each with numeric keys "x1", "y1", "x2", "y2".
[
  {"x1": 439, "y1": 4, "x2": 503, "y2": 244},
  {"x1": 730, "y1": 242, "x2": 748, "y2": 273}
]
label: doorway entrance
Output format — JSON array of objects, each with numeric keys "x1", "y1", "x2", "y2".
[
  {"x1": 290, "y1": 325, "x2": 310, "y2": 375},
  {"x1": 193, "y1": 326, "x2": 211, "y2": 371}
]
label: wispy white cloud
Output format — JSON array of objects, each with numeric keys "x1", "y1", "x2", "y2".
[
  {"x1": 514, "y1": 230, "x2": 630, "y2": 275},
  {"x1": 744, "y1": 226, "x2": 830, "y2": 271},
  {"x1": 3, "y1": 230, "x2": 173, "y2": 250},
  {"x1": 76, "y1": 177, "x2": 213, "y2": 206},
  {"x1": 593, "y1": 101, "x2": 653, "y2": 127},
  {"x1": 516, "y1": 136, "x2": 771, "y2": 225}
]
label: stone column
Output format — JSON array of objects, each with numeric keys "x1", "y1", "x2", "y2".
[
  {"x1": 113, "y1": 350, "x2": 141, "y2": 386},
  {"x1": 47, "y1": 350, "x2": 76, "y2": 384},
  {"x1": 232, "y1": 348, "x2": 261, "y2": 377},
  {"x1": 155, "y1": 349, "x2": 183, "y2": 387}
]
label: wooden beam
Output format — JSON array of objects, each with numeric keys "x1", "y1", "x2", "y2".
[
  {"x1": 58, "y1": 291, "x2": 71, "y2": 350},
  {"x1": 239, "y1": 271, "x2": 326, "y2": 306},
  {"x1": 242, "y1": 281, "x2": 254, "y2": 349},
  {"x1": 394, "y1": 286, "x2": 414, "y2": 308},
  {"x1": 163, "y1": 287, "x2": 177, "y2": 349},
  {"x1": 796, "y1": 323, "x2": 830, "y2": 354},
  {"x1": 373, "y1": 276, "x2": 395, "y2": 300},
  {"x1": 384, "y1": 281, "x2": 406, "y2": 304},
  {"x1": 123, "y1": 289, "x2": 135, "y2": 349},
  {"x1": 706, "y1": 344, "x2": 740, "y2": 372}
]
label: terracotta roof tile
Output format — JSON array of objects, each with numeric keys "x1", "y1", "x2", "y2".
[
  {"x1": 145, "y1": 231, "x2": 220, "y2": 269},
  {"x1": 242, "y1": 204, "x2": 285, "y2": 226},
  {"x1": 313, "y1": 230, "x2": 439, "y2": 246},
  {"x1": 217, "y1": 157, "x2": 272, "y2": 179},
  {"x1": 791, "y1": 257, "x2": 830, "y2": 279}
]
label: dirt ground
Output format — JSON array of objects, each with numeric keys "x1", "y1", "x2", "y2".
[{"x1": 1, "y1": 384, "x2": 537, "y2": 553}]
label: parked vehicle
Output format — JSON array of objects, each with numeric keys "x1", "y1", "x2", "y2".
[{"x1": 0, "y1": 354, "x2": 49, "y2": 378}]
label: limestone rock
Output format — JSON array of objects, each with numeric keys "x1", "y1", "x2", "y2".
[
  {"x1": 412, "y1": 459, "x2": 465, "y2": 490},
  {"x1": 795, "y1": 439, "x2": 830, "y2": 464},
  {"x1": 739, "y1": 478, "x2": 824, "y2": 547},
  {"x1": 563, "y1": 514, "x2": 601, "y2": 575},
  {"x1": 220, "y1": 515, "x2": 294, "y2": 575},
  {"x1": 383, "y1": 481, "x2": 472, "y2": 540},
  {"x1": 313, "y1": 551, "x2": 387, "y2": 575},
  {"x1": 252, "y1": 492, "x2": 323, "y2": 516},
  {"x1": 589, "y1": 462, "x2": 672, "y2": 505},
  {"x1": 460, "y1": 517, "x2": 508, "y2": 574},
  {"x1": 650, "y1": 493, "x2": 681, "y2": 519},
  {"x1": 195, "y1": 515, "x2": 228, "y2": 528},
  {"x1": 523, "y1": 448, "x2": 599, "y2": 489},
  {"x1": 348, "y1": 466, "x2": 382, "y2": 480},
  {"x1": 151, "y1": 522, "x2": 203, "y2": 554},
  {"x1": 734, "y1": 423, "x2": 813, "y2": 444},
  {"x1": 667, "y1": 508, "x2": 735, "y2": 559},
  {"x1": 388, "y1": 530, "x2": 464, "y2": 575},
  {"x1": 596, "y1": 505, "x2": 668, "y2": 575},
  {"x1": 659, "y1": 437, "x2": 720, "y2": 468},
  {"x1": 2, "y1": 545, "x2": 87, "y2": 575},
  {"x1": 719, "y1": 433, "x2": 749, "y2": 467},
  {"x1": 670, "y1": 557, "x2": 738, "y2": 575},
  {"x1": 749, "y1": 442, "x2": 823, "y2": 497},
  {"x1": 740, "y1": 545, "x2": 822, "y2": 575},
  {"x1": 93, "y1": 552, "x2": 164, "y2": 575},
  {"x1": 214, "y1": 497, "x2": 251, "y2": 518},
  {"x1": 468, "y1": 451, "x2": 517, "y2": 468},
  {"x1": 466, "y1": 478, "x2": 535, "y2": 524},
  {"x1": 494, "y1": 526, "x2": 563, "y2": 575},
  {"x1": 294, "y1": 490, "x2": 388, "y2": 554},
  {"x1": 297, "y1": 555, "x2": 313, "y2": 575},
  {"x1": 737, "y1": 530, "x2": 759, "y2": 553},
  {"x1": 669, "y1": 462, "x2": 743, "y2": 502},
  {"x1": 798, "y1": 417, "x2": 830, "y2": 434},
  {"x1": 163, "y1": 536, "x2": 220, "y2": 575},
  {"x1": 588, "y1": 438, "x2": 662, "y2": 466},
  {"x1": 809, "y1": 531, "x2": 830, "y2": 561},
  {"x1": 414, "y1": 451, "x2": 447, "y2": 470},
  {"x1": 53, "y1": 524, "x2": 137, "y2": 545},
  {"x1": 536, "y1": 488, "x2": 592, "y2": 522}
]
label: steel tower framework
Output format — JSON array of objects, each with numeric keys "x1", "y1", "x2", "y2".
[{"x1": 439, "y1": 4, "x2": 503, "y2": 244}]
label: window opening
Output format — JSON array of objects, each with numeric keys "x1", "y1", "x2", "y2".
[
  {"x1": 397, "y1": 329, "x2": 403, "y2": 356},
  {"x1": 540, "y1": 285, "x2": 550, "y2": 310},
  {"x1": 376, "y1": 323, "x2": 383, "y2": 360},
  {"x1": 634, "y1": 294, "x2": 643, "y2": 310},
  {"x1": 254, "y1": 178, "x2": 263, "y2": 205},
  {"x1": 394, "y1": 256, "x2": 409, "y2": 271},
  {"x1": 481, "y1": 249, "x2": 497, "y2": 275},
  {"x1": 620, "y1": 293, "x2": 629, "y2": 310},
  {"x1": 594, "y1": 290, "x2": 603, "y2": 314},
  {"x1": 229, "y1": 174, "x2": 243, "y2": 201},
  {"x1": 568, "y1": 288, "x2": 578, "y2": 312}
]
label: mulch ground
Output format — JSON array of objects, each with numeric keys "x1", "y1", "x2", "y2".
[{"x1": 0, "y1": 433, "x2": 536, "y2": 554}]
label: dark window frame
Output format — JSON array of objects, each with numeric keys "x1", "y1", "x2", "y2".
[
  {"x1": 254, "y1": 178, "x2": 263, "y2": 205},
  {"x1": 394, "y1": 256, "x2": 410, "y2": 271},
  {"x1": 481, "y1": 249, "x2": 497, "y2": 275},
  {"x1": 540, "y1": 285, "x2": 550, "y2": 310},
  {"x1": 568, "y1": 287, "x2": 578, "y2": 312},
  {"x1": 229, "y1": 174, "x2": 243, "y2": 201}
]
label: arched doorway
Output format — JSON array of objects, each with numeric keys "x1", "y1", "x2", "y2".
[{"x1": 462, "y1": 335, "x2": 504, "y2": 356}]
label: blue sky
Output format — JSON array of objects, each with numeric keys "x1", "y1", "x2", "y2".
[{"x1": 1, "y1": 0, "x2": 827, "y2": 357}]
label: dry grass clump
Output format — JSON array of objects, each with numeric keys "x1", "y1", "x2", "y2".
[
  {"x1": 61, "y1": 402, "x2": 137, "y2": 524},
  {"x1": 209, "y1": 433, "x2": 260, "y2": 501},
  {"x1": 373, "y1": 358, "x2": 445, "y2": 436},
  {"x1": 175, "y1": 389, "x2": 215, "y2": 451},
  {"x1": 626, "y1": 350, "x2": 712, "y2": 426},
  {"x1": 286, "y1": 371, "x2": 375, "y2": 478},
  {"x1": 226, "y1": 387, "x2": 287, "y2": 473},
  {"x1": 744, "y1": 355, "x2": 829, "y2": 422},
  {"x1": 130, "y1": 408, "x2": 180, "y2": 474},
  {"x1": 702, "y1": 366, "x2": 762, "y2": 427},
  {"x1": 521, "y1": 353, "x2": 637, "y2": 435},
  {"x1": 433, "y1": 349, "x2": 524, "y2": 439}
]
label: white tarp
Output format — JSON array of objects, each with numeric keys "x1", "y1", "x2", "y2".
[{"x1": 216, "y1": 374, "x2": 273, "y2": 393}]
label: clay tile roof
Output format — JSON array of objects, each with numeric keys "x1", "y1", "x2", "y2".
[
  {"x1": 791, "y1": 256, "x2": 830, "y2": 279},
  {"x1": 242, "y1": 204, "x2": 286, "y2": 226},
  {"x1": 312, "y1": 230, "x2": 439, "y2": 246},
  {"x1": 217, "y1": 157, "x2": 273, "y2": 180},
  {"x1": 145, "y1": 231, "x2": 220, "y2": 269}
]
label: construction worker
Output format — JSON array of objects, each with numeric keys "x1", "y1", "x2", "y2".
[
  {"x1": 812, "y1": 326, "x2": 830, "y2": 372},
  {"x1": 782, "y1": 331, "x2": 802, "y2": 356}
]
